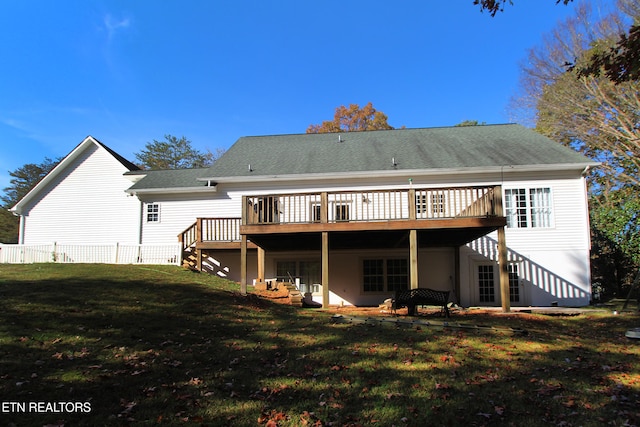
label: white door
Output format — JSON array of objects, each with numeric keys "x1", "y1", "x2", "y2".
[{"x1": 472, "y1": 262, "x2": 526, "y2": 306}]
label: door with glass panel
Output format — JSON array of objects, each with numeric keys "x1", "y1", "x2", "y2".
[{"x1": 473, "y1": 262, "x2": 523, "y2": 306}]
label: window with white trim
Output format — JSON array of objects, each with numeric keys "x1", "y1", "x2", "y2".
[
  {"x1": 416, "y1": 194, "x2": 428, "y2": 215},
  {"x1": 146, "y1": 203, "x2": 160, "y2": 223},
  {"x1": 431, "y1": 193, "x2": 446, "y2": 215},
  {"x1": 363, "y1": 258, "x2": 408, "y2": 293},
  {"x1": 504, "y1": 188, "x2": 552, "y2": 228}
]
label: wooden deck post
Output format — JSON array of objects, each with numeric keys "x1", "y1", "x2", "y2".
[
  {"x1": 494, "y1": 185, "x2": 510, "y2": 313},
  {"x1": 240, "y1": 235, "x2": 248, "y2": 296},
  {"x1": 241, "y1": 196, "x2": 248, "y2": 225},
  {"x1": 196, "y1": 218, "x2": 203, "y2": 272},
  {"x1": 454, "y1": 246, "x2": 461, "y2": 305},
  {"x1": 409, "y1": 229, "x2": 418, "y2": 290},
  {"x1": 408, "y1": 188, "x2": 416, "y2": 220},
  {"x1": 257, "y1": 246, "x2": 265, "y2": 282},
  {"x1": 320, "y1": 192, "x2": 328, "y2": 223},
  {"x1": 322, "y1": 231, "x2": 329, "y2": 308}
]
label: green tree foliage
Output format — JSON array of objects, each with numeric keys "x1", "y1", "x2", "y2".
[
  {"x1": 306, "y1": 103, "x2": 394, "y2": 134},
  {"x1": 513, "y1": 0, "x2": 640, "y2": 294},
  {"x1": 1, "y1": 157, "x2": 61, "y2": 208},
  {"x1": 0, "y1": 209, "x2": 18, "y2": 243},
  {"x1": 134, "y1": 135, "x2": 216, "y2": 169},
  {"x1": 455, "y1": 120, "x2": 486, "y2": 126},
  {"x1": 0, "y1": 157, "x2": 61, "y2": 243}
]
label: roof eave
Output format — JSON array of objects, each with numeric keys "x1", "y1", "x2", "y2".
[
  {"x1": 198, "y1": 162, "x2": 599, "y2": 184},
  {"x1": 125, "y1": 186, "x2": 218, "y2": 196}
]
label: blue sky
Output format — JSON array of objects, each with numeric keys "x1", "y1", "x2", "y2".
[{"x1": 0, "y1": 0, "x2": 614, "y2": 193}]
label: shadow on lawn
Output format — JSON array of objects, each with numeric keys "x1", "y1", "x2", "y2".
[{"x1": 0, "y1": 269, "x2": 639, "y2": 426}]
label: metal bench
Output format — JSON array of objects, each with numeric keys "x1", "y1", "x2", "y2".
[{"x1": 393, "y1": 288, "x2": 450, "y2": 317}]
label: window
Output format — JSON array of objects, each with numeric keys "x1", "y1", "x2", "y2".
[
  {"x1": 508, "y1": 264, "x2": 520, "y2": 303},
  {"x1": 276, "y1": 261, "x2": 296, "y2": 282},
  {"x1": 253, "y1": 197, "x2": 279, "y2": 223},
  {"x1": 146, "y1": 203, "x2": 160, "y2": 223},
  {"x1": 334, "y1": 204, "x2": 350, "y2": 221},
  {"x1": 311, "y1": 203, "x2": 322, "y2": 222},
  {"x1": 431, "y1": 193, "x2": 446, "y2": 215},
  {"x1": 363, "y1": 259, "x2": 384, "y2": 292},
  {"x1": 276, "y1": 260, "x2": 321, "y2": 294},
  {"x1": 416, "y1": 194, "x2": 428, "y2": 215},
  {"x1": 363, "y1": 258, "x2": 408, "y2": 293},
  {"x1": 386, "y1": 259, "x2": 408, "y2": 292},
  {"x1": 529, "y1": 188, "x2": 552, "y2": 227},
  {"x1": 477, "y1": 265, "x2": 495, "y2": 303},
  {"x1": 505, "y1": 188, "x2": 552, "y2": 228},
  {"x1": 416, "y1": 193, "x2": 446, "y2": 216}
]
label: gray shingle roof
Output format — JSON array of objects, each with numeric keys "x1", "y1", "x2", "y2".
[
  {"x1": 202, "y1": 124, "x2": 595, "y2": 180},
  {"x1": 126, "y1": 168, "x2": 212, "y2": 191}
]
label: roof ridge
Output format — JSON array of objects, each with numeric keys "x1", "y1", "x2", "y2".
[{"x1": 237, "y1": 123, "x2": 519, "y2": 139}]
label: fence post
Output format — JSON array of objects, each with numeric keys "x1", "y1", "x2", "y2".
[{"x1": 114, "y1": 242, "x2": 119, "y2": 264}]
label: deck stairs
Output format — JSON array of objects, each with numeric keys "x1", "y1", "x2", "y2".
[{"x1": 279, "y1": 281, "x2": 304, "y2": 307}]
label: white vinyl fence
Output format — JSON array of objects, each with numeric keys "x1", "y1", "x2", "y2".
[{"x1": 0, "y1": 243, "x2": 181, "y2": 265}]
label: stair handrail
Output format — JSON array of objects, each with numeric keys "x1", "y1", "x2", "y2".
[{"x1": 178, "y1": 220, "x2": 200, "y2": 250}]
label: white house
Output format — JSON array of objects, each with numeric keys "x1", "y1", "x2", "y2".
[
  {"x1": 10, "y1": 136, "x2": 142, "y2": 245},
  {"x1": 9, "y1": 125, "x2": 597, "y2": 309}
]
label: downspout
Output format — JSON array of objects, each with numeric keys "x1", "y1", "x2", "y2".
[
  {"x1": 18, "y1": 214, "x2": 25, "y2": 244},
  {"x1": 135, "y1": 195, "x2": 143, "y2": 245},
  {"x1": 581, "y1": 166, "x2": 592, "y2": 251}
]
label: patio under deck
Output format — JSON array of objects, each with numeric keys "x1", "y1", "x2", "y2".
[{"x1": 179, "y1": 185, "x2": 512, "y2": 311}]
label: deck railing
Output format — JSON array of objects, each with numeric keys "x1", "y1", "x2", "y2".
[
  {"x1": 178, "y1": 186, "x2": 500, "y2": 246},
  {"x1": 179, "y1": 218, "x2": 242, "y2": 250},
  {"x1": 244, "y1": 186, "x2": 499, "y2": 225}
]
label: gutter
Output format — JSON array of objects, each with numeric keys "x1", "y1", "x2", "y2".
[
  {"x1": 125, "y1": 185, "x2": 218, "y2": 196},
  {"x1": 199, "y1": 162, "x2": 599, "y2": 184}
]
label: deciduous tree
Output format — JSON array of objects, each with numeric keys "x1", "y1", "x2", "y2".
[
  {"x1": 306, "y1": 103, "x2": 394, "y2": 134},
  {"x1": 455, "y1": 120, "x2": 486, "y2": 126},
  {"x1": 474, "y1": 0, "x2": 573, "y2": 17},
  {"x1": 134, "y1": 135, "x2": 218, "y2": 169},
  {"x1": 512, "y1": 0, "x2": 640, "y2": 292},
  {"x1": 476, "y1": 0, "x2": 639, "y2": 84}
]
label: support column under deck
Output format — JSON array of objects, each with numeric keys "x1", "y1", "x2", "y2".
[
  {"x1": 322, "y1": 231, "x2": 329, "y2": 308},
  {"x1": 493, "y1": 185, "x2": 510, "y2": 312},
  {"x1": 498, "y1": 226, "x2": 510, "y2": 312},
  {"x1": 240, "y1": 235, "x2": 247, "y2": 296},
  {"x1": 257, "y1": 247, "x2": 265, "y2": 283},
  {"x1": 409, "y1": 229, "x2": 418, "y2": 290},
  {"x1": 454, "y1": 246, "x2": 461, "y2": 305}
]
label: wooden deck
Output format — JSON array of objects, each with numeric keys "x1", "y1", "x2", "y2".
[
  {"x1": 179, "y1": 185, "x2": 505, "y2": 251},
  {"x1": 178, "y1": 184, "x2": 511, "y2": 312}
]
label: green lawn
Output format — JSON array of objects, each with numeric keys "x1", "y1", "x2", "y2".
[{"x1": 0, "y1": 264, "x2": 638, "y2": 426}]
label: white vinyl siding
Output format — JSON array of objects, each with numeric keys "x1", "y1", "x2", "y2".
[
  {"x1": 21, "y1": 143, "x2": 141, "y2": 245},
  {"x1": 502, "y1": 178, "x2": 590, "y2": 251}
]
